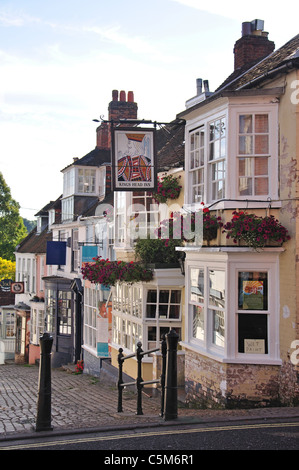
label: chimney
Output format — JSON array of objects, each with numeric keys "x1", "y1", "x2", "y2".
[
  {"x1": 234, "y1": 20, "x2": 275, "y2": 70},
  {"x1": 108, "y1": 89, "x2": 138, "y2": 123},
  {"x1": 96, "y1": 121, "x2": 109, "y2": 149}
]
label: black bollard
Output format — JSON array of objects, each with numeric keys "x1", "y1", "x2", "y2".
[
  {"x1": 117, "y1": 348, "x2": 124, "y2": 413},
  {"x1": 164, "y1": 329, "x2": 179, "y2": 421},
  {"x1": 136, "y1": 342, "x2": 143, "y2": 415},
  {"x1": 36, "y1": 332, "x2": 53, "y2": 432},
  {"x1": 160, "y1": 335, "x2": 167, "y2": 417}
]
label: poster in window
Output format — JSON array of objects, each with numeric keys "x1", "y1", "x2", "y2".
[
  {"x1": 242, "y1": 280, "x2": 264, "y2": 310},
  {"x1": 112, "y1": 127, "x2": 156, "y2": 191}
]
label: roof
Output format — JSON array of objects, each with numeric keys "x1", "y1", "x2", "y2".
[
  {"x1": 61, "y1": 148, "x2": 111, "y2": 172},
  {"x1": 178, "y1": 33, "x2": 299, "y2": 118},
  {"x1": 16, "y1": 226, "x2": 52, "y2": 254},
  {"x1": 217, "y1": 33, "x2": 299, "y2": 92},
  {"x1": 156, "y1": 119, "x2": 185, "y2": 171}
]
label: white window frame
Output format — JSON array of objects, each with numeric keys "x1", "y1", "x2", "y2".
[
  {"x1": 229, "y1": 103, "x2": 279, "y2": 202},
  {"x1": 183, "y1": 248, "x2": 282, "y2": 365},
  {"x1": 186, "y1": 106, "x2": 227, "y2": 208},
  {"x1": 185, "y1": 101, "x2": 279, "y2": 210},
  {"x1": 78, "y1": 168, "x2": 96, "y2": 194}
]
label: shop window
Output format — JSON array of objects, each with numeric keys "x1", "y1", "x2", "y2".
[
  {"x1": 57, "y1": 291, "x2": 72, "y2": 335},
  {"x1": 237, "y1": 271, "x2": 268, "y2": 354}
]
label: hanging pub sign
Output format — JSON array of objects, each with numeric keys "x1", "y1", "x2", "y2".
[
  {"x1": 11, "y1": 281, "x2": 24, "y2": 294},
  {"x1": 112, "y1": 127, "x2": 157, "y2": 191},
  {"x1": 46, "y1": 241, "x2": 67, "y2": 265}
]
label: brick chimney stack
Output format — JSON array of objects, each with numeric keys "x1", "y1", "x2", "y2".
[
  {"x1": 96, "y1": 89, "x2": 138, "y2": 149},
  {"x1": 108, "y1": 89, "x2": 138, "y2": 122},
  {"x1": 234, "y1": 20, "x2": 275, "y2": 70}
]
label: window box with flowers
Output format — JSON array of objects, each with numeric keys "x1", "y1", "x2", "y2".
[
  {"x1": 81, "y1": 257, "x2": 153, "y2": 287},
  {"x1": 222, "y1": 211, "x2": 291, "y2": 249},
  {"x1": 153, "y1": 174, "x2": 182, "y2": 204}
]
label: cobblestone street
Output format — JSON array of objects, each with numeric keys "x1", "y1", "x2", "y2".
[{"x1": 1, "y1": 362, "x2": 299, "y2": 439}]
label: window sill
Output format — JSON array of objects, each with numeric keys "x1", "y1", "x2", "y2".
[{"x1": 180, "y1": 341, "x2": 282, "y2": 366}]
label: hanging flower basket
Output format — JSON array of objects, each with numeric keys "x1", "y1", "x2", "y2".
[
  {"x1": 222, "y1": 211, "x2": 291, "y2": 249},
  {"x1": 153, "y1": 174, "x2": 182, "y2": 204},
  {"x1": 81, "y1": 257, "x2": 153, "y2": 287}
]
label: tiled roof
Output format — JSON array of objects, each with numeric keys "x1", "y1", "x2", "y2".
[
  {"x1": 178, "y1": 33, "x2": 299, "y2": 119},
  {"x1": 61, "y1": 148, "x2": 111, "y2": 172},
  {"x1": 16, "y1": 226, "x2": 52, "y2": 254},
  {"x1": 216, "y1": 33, "x2": 299, "y2": 92},
  {"x1": 156, "y1": 120, "x2": 185, "y2": 171}
]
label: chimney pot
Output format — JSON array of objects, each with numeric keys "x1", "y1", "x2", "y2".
[
  {"x1": 203, "y1": 80, "x2": 209, "y2": 93},
  {"x1": 120, "y1": 90, "x2": 126, "y2": 101},
  {"x1": 234, "y1": 20, "x2": 274, "y2": 70},
  {"x1": 196, "y1": 78, "x2": 202, "y2": 95},
  {"x1": 128, "y1": 91, "x2": 134, "y2": 102},
  {"x1": 112, "y1": 90, "x2": 118, "y2": 101}
]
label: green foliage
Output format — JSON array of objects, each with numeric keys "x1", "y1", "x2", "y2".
[
  {"x1": 23, "y1": 218, "x2": 37, "y2": 233},
  {"x1": 0, "y1": 257, "x2": 16, "y2": 281},
  {"x1": 134, "y1": 236, "x2": 183, "y2": 265},
  {"x1": 0, "y1": 172, "x2": 28, "y2": 260}
]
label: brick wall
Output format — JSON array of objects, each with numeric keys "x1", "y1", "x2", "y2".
[{"x1": 183, "y1": 349, "x2": 294, "y2": 408}]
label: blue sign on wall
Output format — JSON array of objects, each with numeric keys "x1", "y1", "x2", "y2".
[{"x1": 82, "y1": 245, "x2": 98, "y2": 263}]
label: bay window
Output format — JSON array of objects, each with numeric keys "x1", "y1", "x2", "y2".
[
  {"x1": 186, "y1": 101, "x2": 278, "y2": 208},
  {"x1": 112, "y1": 280, "x2": 182, "y2": 352},
  {"x1": 184, "y1": 249, "x2": 281, "y2": 364}
]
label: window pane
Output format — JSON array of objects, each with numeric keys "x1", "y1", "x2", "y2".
[
  {"x1": 255, "y1": 114, "x2": 268, "y2": 133},
  {"x1": 212, "y1": 309, "x2": 225, "y2": 347},
  {"x1": 159, "y1": 290, "x2": 170, "y2": 304},
  {"x1": 209, "y1": 270, "x2": 225, "y2": 308},
  {"x1": 238, "y1": 272, "x2": 268, "y2": 310},
  {"x1": 169, "y1": 304, "x2": 180, "y2": 319},
  {"x1": 170, "y1": 290, "x2": 181, "y2": 303},
  {"x1": 239, "y1": 115, "x2": 252, "y2": 133},
  {"x1": 255, "y1": 177, "x2": 268, "y2": 195},
  {"x1": 238, "y1": 313, "x2": 268, "y2": 354},
  {"x1": 255, "y1": 135, "x2": 269, "y2": 154},
  {"x1": 193, "y1": 305, "x2": 204, "y2": 340},
  {"x1": 190, "y1": 268, "x2": 204, "y2": 303},
  {"x1": 159, "y1": 304, "x2": 168, "y2": 318},
  {"x1": 239, "y1": 135, "x2": 253, "y2": 155},
  {"x1": 255, "y1": 157, "x2": 268, "y2": 175}
]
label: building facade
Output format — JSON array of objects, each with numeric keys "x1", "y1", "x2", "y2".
[{"x1": 176, "y1": 21, "x2": 299, "y2": 407}]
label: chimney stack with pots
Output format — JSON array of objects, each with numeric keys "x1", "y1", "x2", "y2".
[
  {"x1": 96, "y1": 90, "x2": 138, "y2": 149},
  {"x1": 234, "y1": 20, "x2": 275, "y2": 70}
]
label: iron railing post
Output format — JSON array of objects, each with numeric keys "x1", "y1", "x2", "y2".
[
  {"x1": 164, "y1": 329, "x2": 179, "y2": 421},
  {"x1": 36, "y1": 332, "x2": 53, "y2": 432}
]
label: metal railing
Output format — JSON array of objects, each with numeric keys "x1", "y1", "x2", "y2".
[{"x1": 117, "y1": 329, "x2": 179, "y2": 420}]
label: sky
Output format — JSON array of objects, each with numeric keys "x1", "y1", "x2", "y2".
[{"x1": 0, "y1": 0, "x2": 298, "y2": 220}]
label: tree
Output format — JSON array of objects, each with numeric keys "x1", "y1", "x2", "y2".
[
  {"x1": 0, "y1": 172, "x2": 27, "y2": 260},
  {"x1": 0, "y1": 257, "x2": 16, "y2": 281}
]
